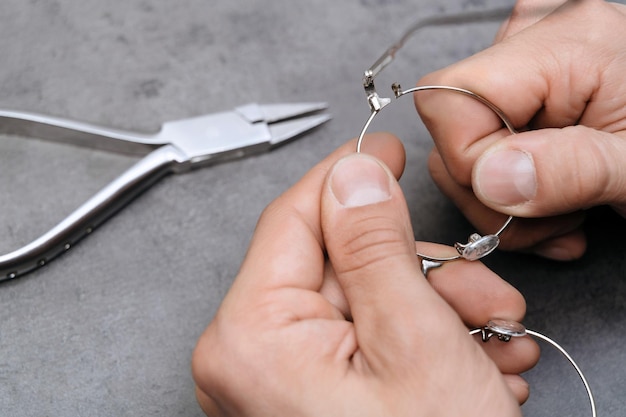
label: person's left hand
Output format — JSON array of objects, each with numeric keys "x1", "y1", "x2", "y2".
[
  {"x1": 414, "y1": 0, "x2": 626, "y2": 260},
  {"x1": 192, "y1": 134, "x2": 538, "y2": 416}
]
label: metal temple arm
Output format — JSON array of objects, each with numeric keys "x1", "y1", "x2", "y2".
[{"x1": 363, "y1": 7, "x2": 513, "y2": 99}]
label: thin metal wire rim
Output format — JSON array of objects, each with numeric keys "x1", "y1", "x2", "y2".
[
  {"x1": 356, "y1": 84, "x2": 517, "y2": 262},
  {"x1": 468, "y1": 327, "x2": 597, "y2": 417}
]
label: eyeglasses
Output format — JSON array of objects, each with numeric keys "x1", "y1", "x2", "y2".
[
  {"x1": 356, "y1": 7, "x2": 516, "y2": 274},
  {"x1": 356, "y1": 8, "x2": 597, "y2": 417}
]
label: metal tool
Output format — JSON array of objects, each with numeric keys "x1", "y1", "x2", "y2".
[{"x1": 0, "y1": 102, "x2": 330, "y2": 281}]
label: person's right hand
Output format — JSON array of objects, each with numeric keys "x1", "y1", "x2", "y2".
[
  {"x1": 415, "y1": 0, "x2": 626, "y2": 260},
  {"x1": 192, "y1": 135, "x2": 537, "y2": 417}
]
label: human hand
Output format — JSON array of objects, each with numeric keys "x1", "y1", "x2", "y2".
[
  {"x1": 192, "y1": 135, "x2": 538, "y2": 417},
  {"x1": 415, "y1": 0, "x2": 626, "y2": 260}
]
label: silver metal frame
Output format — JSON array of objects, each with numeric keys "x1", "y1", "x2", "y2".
[
  {"x1": 470, "y1": 319, "x2": 597, "y2": 417},
  {"x1": 355, "y1": 9, "x2": 517, "y2": 273}
]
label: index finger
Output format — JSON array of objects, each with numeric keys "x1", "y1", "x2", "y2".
[
  {"x1": 494, "y1": 0, "x2": 565, "y2": 41},
  {"x1": 415, "y1": 0, "x2": 609, "y2": 184},
  {"x1": 415, "y1": 242, "x2": 526, "y2": 327}
]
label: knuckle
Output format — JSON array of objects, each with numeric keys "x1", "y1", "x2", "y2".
[
  {"x1": 192, "y1": 319, "x2": 263, "y2": 397},
  {"x1": 192, "y1": 327, "x2": 224, "y2": 388},
  {"x1": 334, "y1": 215, "x2": 413, "y2": 276},
  {"x1": 555, "y1": 128, "x2": 614, "y2": 209}
]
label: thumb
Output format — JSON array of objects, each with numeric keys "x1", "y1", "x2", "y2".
[
  {"x1": 321, "y1": 153, "x2": 460, "y2": 370},
  {"x1": 472, "y1": 126, "x2": 626, "y2": 217}
]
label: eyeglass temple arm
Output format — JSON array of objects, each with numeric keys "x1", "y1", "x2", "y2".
[{"x1": 363, "y1": 7, "x2": 514, "y2": 96}]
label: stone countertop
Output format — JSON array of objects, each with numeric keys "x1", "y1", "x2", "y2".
[{"x1": 0, "y1": 1, "x2": 623, "y2": 416}]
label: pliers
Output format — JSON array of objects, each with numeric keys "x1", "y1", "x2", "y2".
[{"x1": 0, "y1": 102, "x2": 330, "y2": 281}]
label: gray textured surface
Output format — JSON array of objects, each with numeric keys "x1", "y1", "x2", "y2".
[{"x1": 0, "y1": 1, "x2": 624, "y2": 416}]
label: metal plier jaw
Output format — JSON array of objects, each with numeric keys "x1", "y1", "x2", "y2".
[
  {"x1": 160, "y1": 102, "x2": 331, "y2": 170},
  {"x1": 0, "y1": 103, "x2": 330, "y2": 281}
]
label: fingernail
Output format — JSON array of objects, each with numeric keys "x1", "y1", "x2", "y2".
[
  {"x1": 475, "y1": 150, "x2": 537, "y2": 206},
  {"x1": 330, "y1": 155, "x2": 391, "y2": 208}
]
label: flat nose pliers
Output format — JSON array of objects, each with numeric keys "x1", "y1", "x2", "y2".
[{"x1": 0, "y1": 102, "x2": 330, "y2": 281}]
